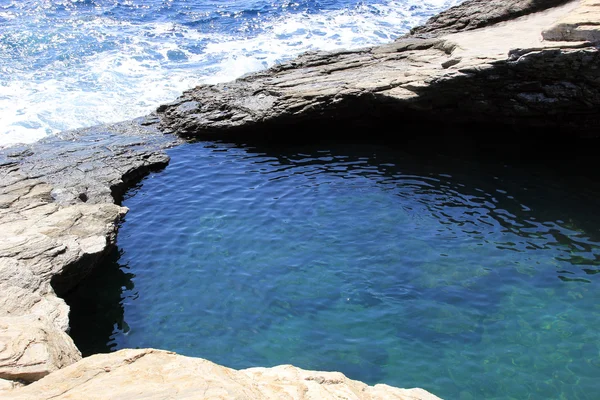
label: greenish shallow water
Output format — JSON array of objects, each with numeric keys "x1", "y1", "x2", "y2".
[{"x1": 67, "y1": 140, "x2": 600, "y2": 399}]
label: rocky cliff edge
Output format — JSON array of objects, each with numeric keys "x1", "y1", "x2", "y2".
[{"x1": 0, "y1": 0, "x2": 598, "y2": 398}]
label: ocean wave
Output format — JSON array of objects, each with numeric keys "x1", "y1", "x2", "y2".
[{"x1": 0, "y1": 0, "x2": 463, "y2": 147}]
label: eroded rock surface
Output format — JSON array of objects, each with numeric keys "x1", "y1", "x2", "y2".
[
  {"x1": 543, "y1": 0, "x2": 600, "y2": 41},
  {"x1": 0, "y1": 349, "x2": 441, "y2": 400},
  {"x1": 408, "y1": 0, "x2": 573, "y2": 37},
  {"x1": 0, "y1": 316, "x2": 80, "y2": 382},
  {"x1": 1, "y1": 0, "x2": 599, "y2": 398},
  {"x1": 0, "y1": 118, "x2": 176, "y2": 382},
  {"x1": 157, "y1": 0, "x2": 600, "y2": 139}
]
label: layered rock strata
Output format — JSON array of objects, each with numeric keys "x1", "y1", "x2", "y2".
[
  {"x1": 157, "y1": 0, "x2": 600, "y2": 139},
  {"x1": 0, "y1": 119, "x2": 176, "y2": 383},
  {"x1": 0, "y1": 0, "x2": 598, "y2": 398},
  {"x1": 1, "y1": 349, "x2": 441, "y2": 400}
]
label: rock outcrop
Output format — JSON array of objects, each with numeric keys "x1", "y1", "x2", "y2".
[
  {"x1": 0, "y1": 119, "x2": 176, "y2": 382},
  {"x1": 408, "y1": 0, "x2": 572, "y2": 37},
  {"x1": 157, "y1": 0, "x2": 600, "y2": 139},
  {"x1": 0, "y1": 349, "x2": 441, "y2": 400},
  {"x1": 542, "y1": 0, "x2": 600, "y2": 41},
  {"x1": 0, "y1": 316, "x2": 80, "y2": 382},
  {"x1": 0, "y1": 0, "x2": 599, "y2": 398}
]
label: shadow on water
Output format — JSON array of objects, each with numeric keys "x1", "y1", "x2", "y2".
[
  {"x1": 63, "y1": 125, "x2": 600, "y2": 398},
  {"x1": 63, "y1": 247, "x2": 134, "y2": 357}
]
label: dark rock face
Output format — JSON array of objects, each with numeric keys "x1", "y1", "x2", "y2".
[
  {"x1": 406, "y1": 46, "x2": 600, "y2": 134},
  {"x1": 408, "y1": 0, "x2": 573, "y2": 38},
  {"x1": 1, "y1": 0, "x2": 599, "y2": 392},
  {"x1": 157, "y1": 0, "x2": 600, "y2": 141}
]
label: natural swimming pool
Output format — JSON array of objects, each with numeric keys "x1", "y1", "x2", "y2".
[{"x1": 67, "y1": 139, "x2": 600, "y2": 399}]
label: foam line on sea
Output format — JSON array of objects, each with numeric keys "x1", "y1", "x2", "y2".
[{"x1": 0, "y1": 0, "x2": 463, "y2": 147}]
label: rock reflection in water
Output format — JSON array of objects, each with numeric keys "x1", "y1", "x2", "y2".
[
  {"x1": 64, "y1": 247, "x2": 134, "y2": 357},
  {"x1": 66, "y1": 138, "x2": 600, "y2": 399}
]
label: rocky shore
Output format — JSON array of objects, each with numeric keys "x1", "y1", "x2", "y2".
[
  {"x1": 0, "y1": 0, "x2": 598, "y2": 398},
  {"x1": 157, "y1": 0, "x2": 599, "y2": 139}
]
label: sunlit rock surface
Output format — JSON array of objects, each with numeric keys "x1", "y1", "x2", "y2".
[
  {"x1": 0, "y1": 316, "x2": 80, "y2": 382},
  {"x1": 158, "y1": 0, "x2": 600, "y2": 138},
  {"x1": 0, "y1": 0, "x2": 598, "y2": 397},
  {"x1": 0, "y1": 349, "x2": 441, "y2": 400},
  {"x1": 0, "y1": 119, "x2": 175, "y2": 382}
]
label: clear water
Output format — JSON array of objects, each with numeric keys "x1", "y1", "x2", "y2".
[
  {"x1": 0, "y1": 0, "x2": 462, "y2": 147},
  {"x1": 67, "y1": 140, "x2": 600, "y2": 400}
]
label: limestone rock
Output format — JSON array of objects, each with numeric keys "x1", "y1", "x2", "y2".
[
  {"x1": 0, "y1": 118, "x2": 177, "y2": 384},
  {"x1": 157, "y1": 0, "x2": 600, "y2": 139},
  {"x1": 0, "y1": 316, "x2": 81, "y2": 382},
  {"x1": 1, "y1": 349, "x2": 441, "y2": 400},
  {"x1": 542, "y1": 0, "x2": 600, "y2": 42}
]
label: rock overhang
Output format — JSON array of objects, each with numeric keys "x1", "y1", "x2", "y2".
[{"x1": 0, "y1": 0, "x2": 599, "y2": 398}]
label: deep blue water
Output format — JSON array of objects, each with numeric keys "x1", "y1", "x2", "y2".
[
  {"x1": 0, "y1": 0, "x2": 461, "y2": 147},
  {"x1": 67, "y1": 140, "x2": 600, "y2": 400}
]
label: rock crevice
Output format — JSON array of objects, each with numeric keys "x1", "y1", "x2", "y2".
[
  {"x1": 0, "y1": 119, "x2": 176, "y2": 384},
  {"x1": 158, "y1": 0, "x2": 600, "y2": 140},
  {"x1": 0, "y1": 0, "x2": 599, "y2": 398}
]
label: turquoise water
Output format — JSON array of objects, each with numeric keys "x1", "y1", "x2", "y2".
[{"x1": 67, "y1": 140, "x2": 600, "y2": 399}]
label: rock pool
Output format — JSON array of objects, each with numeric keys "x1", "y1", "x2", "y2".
[{"x1": 67, "y1": 139, "x2": 600, "y2": 399}]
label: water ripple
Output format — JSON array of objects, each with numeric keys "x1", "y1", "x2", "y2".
[{"x1": 66, "y1": 141, "x2": 600, "y2": 400}]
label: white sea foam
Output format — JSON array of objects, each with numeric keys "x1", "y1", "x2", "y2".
[{"x1": 0, "y1": 0, "x2": 464, "y2": 147}]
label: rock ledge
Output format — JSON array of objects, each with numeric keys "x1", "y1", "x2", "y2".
[
  {"x1": 1, "y1": 0, "x2": 599, "y2": 398},
  {"x1": 1, "y1": 349, "x2": 441, "y2": 400}
]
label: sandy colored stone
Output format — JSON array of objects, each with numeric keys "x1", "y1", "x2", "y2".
[
  {"x1": 1, "y1": 349, "x2": 441, "y2": 400},
  {"x1": 0, "y1": 316, "x2": 81, "y2": 382},
  {"x1": 0, "y1": 378, "x2": 24, "y2": 393},
  {"x1": 543, "y1": 0, "x2": 600, "y2": 41},
  {"x1": 0, "y1": 119, "x2": 174, "y2": 384}
]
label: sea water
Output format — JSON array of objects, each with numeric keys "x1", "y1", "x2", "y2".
[
  {"x1": 67, "y1": 140, "x2": 600, "y2": 400},
  {"x1": 0, "y1": 0, "x2": 462, "y2": 147}
]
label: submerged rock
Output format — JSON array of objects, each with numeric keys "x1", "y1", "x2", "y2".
[{"x1": 0, "y1": 349, "x2": 441, "y2": 400}]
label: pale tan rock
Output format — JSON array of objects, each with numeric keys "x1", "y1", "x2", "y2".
[
  {"x1": 0, "y1": 316, "x2": 81, "y2": 382},
  {"x1": 0, "y1": 199, "x2": 127, "y2": 334},
  {"x1": 1, "y1": 349, "x2": 441, "y2": 400},
  {"x1": 0, "y1": 126, "x2": 170, "y2": 385},
  {"x1": 0, "y1": 378, "x2": 24, "y2": 393},
  {"x1": 543, "y1": 0, "x2": 600, "y2": 42},
  {"x1": 243, "y1": 365, "x2": 442, "y2": 400}
]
